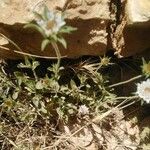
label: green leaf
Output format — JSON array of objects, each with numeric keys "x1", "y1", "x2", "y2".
[
  {"x1": 18, "y1": 58, "x2": 31, "y2": 69},
  {"x1": 41, "y1": 39, "x2": 50, "y2": 51},
  {"x1": 57, "y1": 37, "x2": 67, "y2": 49},
  {"x1": 60, "y1": 26, "x2": 77, "y2": 34},
  {"x1": 33, "y1": 99, "x2": 39, "y2": 108},
  {"x1": 25, "y1": 57, "x2": 31, "y2": 65},
  {"x1": 43, "y1": 5, "x2": 50, "y2": 20},
  {"x1": 12, "y1": 90, "x2": 19, "y2": 100},
  {"x1": 24, "y1": 23, "x2": 46, "y2": 38},
  {"x1": 40, "y1": 107, "x2": 47, "y2": 114},
  {"x1": 25, "y1": 87, "x2": 33, "y2": 94},
  {"x1": 14, "y1": 71, "x2": 23, "y2": 77},
  {"x1": 40, "y1": 101, "x2": 47, "y2": 114},
  {"x1": 18, "y1": 63, "x2": 30, "y2": 69},
  {"x1": 51, "y1": 80, "x2": 60, "y2": 91},
  {"x1": 32, "y1": 61, "x2": 40, "y2": 70},
  {"x1": 18, "y1": 57, "x2": 32, "y2": 69},
  {"x1": 32, "y1": 95, "x2": 41, "y2": 107},
  {"x1": 51, "y1": 34, "x2": 58, "y2": 41},
  {"x1": 33, "y1": 11, "x2": 44, "y2": 20},
  {"x1": 25, "y1": 80, "x2": 36, "y2": 93},
  {"x1": 70, "y1": 80, "x2": 77, "y2": 89},
  {"x1": 47, "y1": 66, "x2": 53, "y2": 72},
  {"x1": 35, "y1": 80, "x2": 44, "y2": 90}
]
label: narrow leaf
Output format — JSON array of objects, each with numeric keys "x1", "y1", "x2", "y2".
[
  {"x1": 32, "y1": 97, "x2": 40, "y2": 107},
  {"x1": 57, "y1": 37, "x2": 67, "y2": 49},
  {"x1": 41, "y1": 39, "x2": 50, "y2": 51},
  {"x1": 24, "y1": 23, "x2": 46, "y2": 38},
  {"x1": 33, "y1": 11, "x2": 44, "y2": 20},
  {"x1": 60, "y1": 26, "x2": 77, "y2": 34},
  {"x1": 32, "y1": 61, "x2": 40, "y2": 70},
  {"x1": 35, "y1": 80, "x2": 44, "y2": 90},
  {"x1": 43, "y1": 5, "x2": 50, "y2": 20},
  {"x1": 12, "y1": 90, "x2": 19, "y2": 100}
]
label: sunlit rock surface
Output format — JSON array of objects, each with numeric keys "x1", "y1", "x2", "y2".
[
  {"x1": 0, "y1": 0, "x2": 111, "y2": 59},
  {"x1": 113, "y1": 0, "x2": 150, "y2": 57},
  {"x1": 127, "y1": 0, "x2": 150, "y2": 24},
  {"x1": 0, "y1": 0, "x2": 150, "y2": 59}
]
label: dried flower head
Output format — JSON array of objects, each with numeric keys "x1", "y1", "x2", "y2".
[
  {"x1": 136, "y1": 79, "x2": 150, "y2": 103},
  {"x1": 78, "y1": 105, "x2": 89, "y2": 115},
  {"x1": 100, "y1": 56, "x2": 111, "y2": 67}
]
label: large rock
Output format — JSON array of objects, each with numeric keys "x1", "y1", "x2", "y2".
[
  {"x1": 113, "y1": 0, "x2": 150, "y2": 57},
  {"x1": 127, "y1": 0, "x2": 150, "y2": 24},
  {"x1": 0, "y1": 0, "x2": 111, "y2": 59},
  {"x1": 1, "y1": 0, "x2": 150, "y2": 59}
]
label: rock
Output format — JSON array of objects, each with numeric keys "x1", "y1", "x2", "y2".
[
  {"x1": 113, "y1": 0, "x2": 150, "y2": 57},
  {"x1": 0, "y1": 0, "x2": 111, "y2": 59},
  {"x1": 1, "y1": 0, "x2": 150, "y2": 59},
  {"x1": 127, "y1": 0, "x2": 150, "y2": 24}
]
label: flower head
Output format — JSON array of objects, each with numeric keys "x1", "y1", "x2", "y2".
[
  {"x1": 136, "y1": 79, "x2": 150, "y2": 103},
  {"x1": 100, "y1": 56, "x2": 111, "y2": 67},
  {"x1": 78, "y1": 105, "x2": 89, "y2": 115},
  {"x1": 35, "y1": 7, "x2": 65, "y2": 37}
]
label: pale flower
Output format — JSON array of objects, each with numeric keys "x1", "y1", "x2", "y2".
[
  {"x1": 136, "y1": 79, "x2": 150, "y2": 103},
  {"x1": 78, "y1": 105, "x2": 89, "y2": 115},
  {"x1": 36, "y1": 10, "x2": 65, "y2": 37}
]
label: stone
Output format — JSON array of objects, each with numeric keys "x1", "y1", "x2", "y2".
[
  {"x1": 127, "y1": 0, "x2": 150, "y2": 24},
  {"x1": 1, "y1": 0, "x2": 150, "y2": 59},
  {"x1": 113, "y1": 0, "x2": 150, "y2": 57},
  {"x1": 0, "y1": 0, "x2": 111, "y2": 59}
]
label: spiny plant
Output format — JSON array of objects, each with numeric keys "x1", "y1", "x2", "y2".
[
  {"x1": 0, "y1": 6, "x2": 116, "y2": 123},
  {"x1": 0, "y1": 56, "x2": 116, "y2": 122}
]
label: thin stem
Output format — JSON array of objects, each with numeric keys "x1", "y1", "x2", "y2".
[
  {"x1": 116, "y1": 96, "x2": 139, "y2": 108},
  {"x1": 119, "y1": 99, "x2": 140, "y2": 109},
  {"x1": 113, "y1": 95, "x2": 139, "y2": 101},
  {"x1": 109, "y1": 75, "x2": 143, "y2": 88},
  {"x1": 109, "y1": 95, "x2": 139, "y2": 109},
  {"x1": 0, "y1": 33, "x2": 22, "y2": 52},
  {"x1": 32, "y1": 69, "x2": 38, "y2": 82},
  {"x1": 51, "y1": 42, "x2": 61, "y2": 78},
  {"x1": 51, "y1": 42, "x2": 61, "y2": 66},
  {"x1": 0, "y1": 45, "x2": 66, "y2": 59}
]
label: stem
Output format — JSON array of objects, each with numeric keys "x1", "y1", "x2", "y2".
[
  {"x1": 51, "y1": 42, "x2": 61, "y2": 78},
  {"x1": 0, "y1": 45, "x2": 67, "y2": 59},
  {"x1": 33, "y1": 69, "x2": 38, "y2": 82},
  {"x1": 119, "y1": 99, "x2": 140, "y2": 109},
  {"x1": 113, "y1": 95, "x2": 139, "y2": 101},
  {"x1": 51, "y1": 42, "x2": 61, "y2": 67},
  {"x1": 109, "y1": 75, "x2": 143, "y2": 88},
  {"x1": 0, "y1": 33, "x2": 22, "y2": 52},
  {"x1": 110, "y1": 95, "x2": 140, "y2": 112}
]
